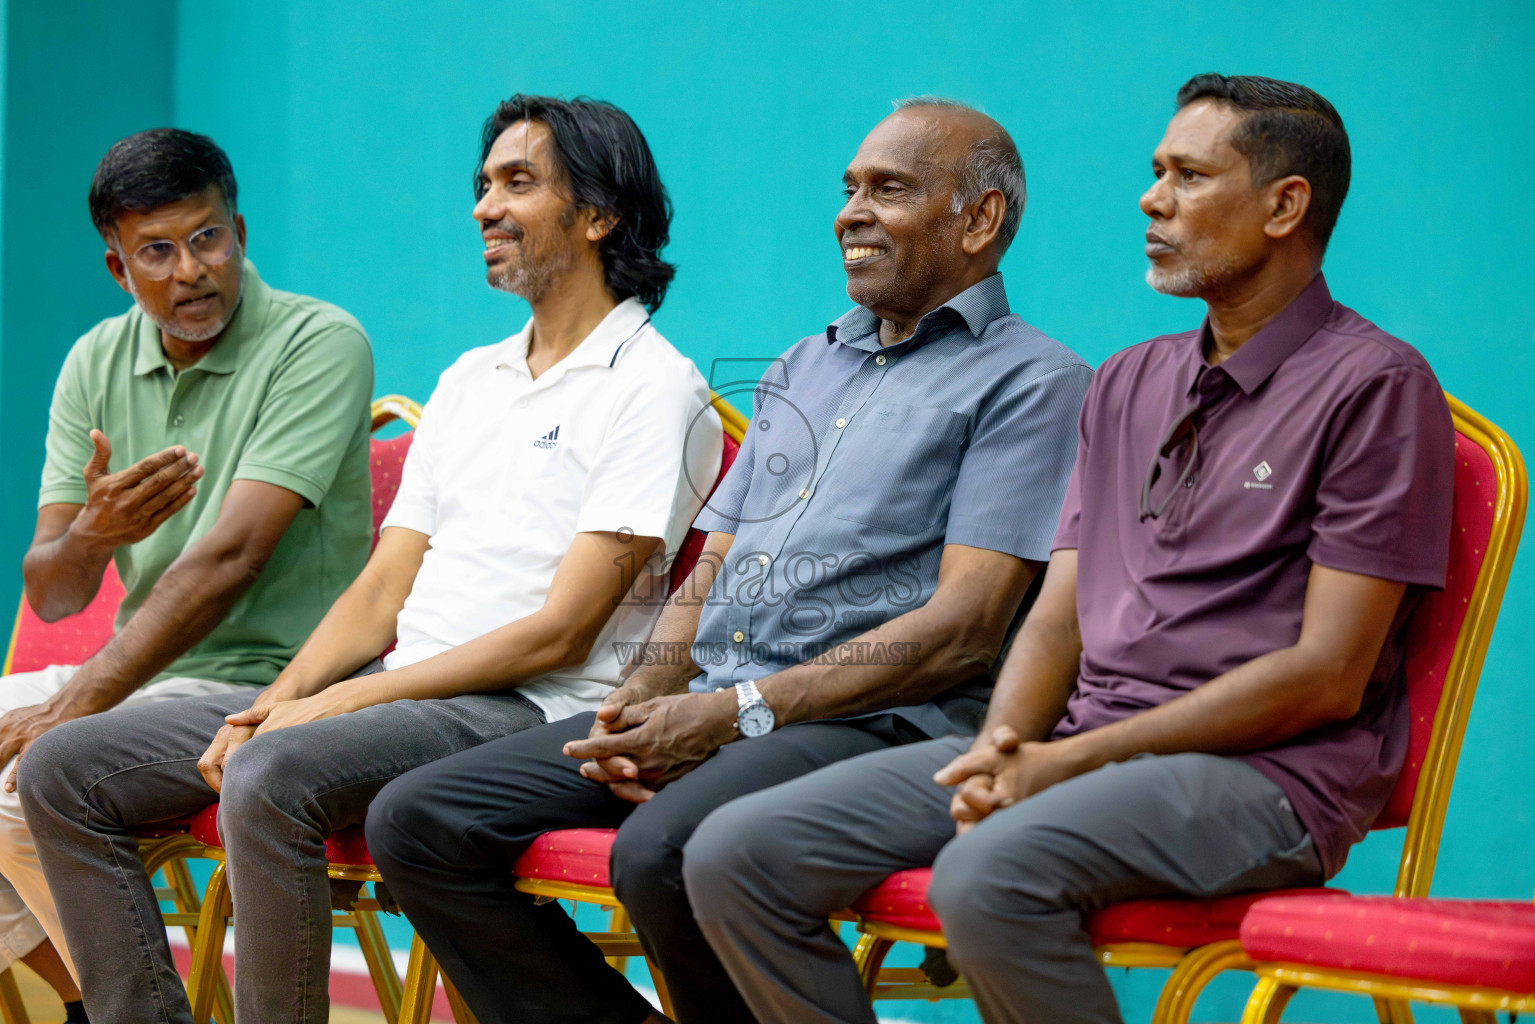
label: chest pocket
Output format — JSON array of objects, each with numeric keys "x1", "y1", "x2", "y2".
[{"x1": 829, "y1": 403, "x2": 968, "y2": 535}]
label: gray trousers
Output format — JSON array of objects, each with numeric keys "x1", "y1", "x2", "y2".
[
  {"x1": 18, "y1": 668, "x2": 544, "y2": 1024},
  {"x1": 683, "y1": 737, "x2": 1322, "y2": 1024}
]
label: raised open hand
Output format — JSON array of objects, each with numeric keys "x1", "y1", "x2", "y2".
[{"x1": 72, "y1": 430, "x2": 202, "y2": 551}]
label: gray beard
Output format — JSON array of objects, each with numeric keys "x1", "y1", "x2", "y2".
[
  {"x1": 131, "y1": 266, "x2": 245, "y2": 342},
  {"x1": 1145, "y1": 252, "x2": 1241, "y2": 298},
  {"x1": 488, "y1": 259, "x2": 558, "y2": 303}
]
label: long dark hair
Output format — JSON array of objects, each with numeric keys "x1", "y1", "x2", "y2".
[{"x1": 477, "y1": 95, "x2": 676, "y2": 312}]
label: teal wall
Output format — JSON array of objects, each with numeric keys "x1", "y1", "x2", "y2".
[
  {"x1": 0, "y1": 0, "x2": 177, "y2": 600},
  {"x1": 5, "y1": 2, "x2": 1534, "y2": 1020}
]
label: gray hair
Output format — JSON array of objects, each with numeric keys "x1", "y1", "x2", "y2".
[{"x1": 894, "y1": 96, "x2": 1027, "y2": 252}]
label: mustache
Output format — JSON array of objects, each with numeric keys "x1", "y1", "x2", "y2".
[{"x1": 484, "y1": 220, "x2": 526, "y2": 242}]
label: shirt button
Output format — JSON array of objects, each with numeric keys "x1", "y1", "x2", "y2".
[
  {"x1": 799, "y1": 488, "x2": 810, "y2": 500},
  {"x1": 835, "y1": 417, "x2": 847, "y2": 429},
  {"x1": 875, "y1": 355, "x2": 887, "y2": 366},
  {"x1": 172, "y1": 415, "x2": 185, "y2": 427},
  {"x1": 733, "y1": 631, "x2": 745, "y2": 643},
  {"x1": 757, "y1": 554, "x2": 770, "y2": 566},
  {"x1": 1185, "y1": 477, "x2": 1195, "y2": 488}
]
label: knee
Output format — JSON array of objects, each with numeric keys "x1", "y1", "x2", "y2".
[
  {"x1": 364, "y1": 770, "x2": 455, "y2": 881},
  {"x1": 929, "y1": 823, "x2": 1072, "y2": 961},
  {"x1": 609, "y1": 810, "x2": 685, "y2": 914},
  {"x1": 216, "y1": 735, "x2": 313, "y2": 837},
  {"x1": 680, "y1": 797, "x2": 787, "y2": 914},
  {"x1": 15, "y1": 721, "x2": 89, "y2": 820}
]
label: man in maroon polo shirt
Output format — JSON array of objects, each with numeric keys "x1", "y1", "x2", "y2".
[{"x1": 680, "y1": 74, "x2": 1454, "y2": 1024}]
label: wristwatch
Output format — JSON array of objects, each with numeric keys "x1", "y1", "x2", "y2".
[{"x1": 733, "y1": 680, "x2": 776, "y2": 738}]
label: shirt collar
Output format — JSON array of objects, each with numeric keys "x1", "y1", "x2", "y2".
[
  {"x1": 1189, "y1": 274, "x2": 1335, "y2": 396},
  {"x1": 825, "y1": 273, "x2": 1010, "y2": 351},
  {"x1": 133, "y1": 259, "x2": 268, "y2": 377},
  {"x1": 494, "y1": 296, "x2": 651, "y2": 376}
]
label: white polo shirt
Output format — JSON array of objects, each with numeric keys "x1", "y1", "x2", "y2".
[{"x1": 380, "y1": 298, "x2": 722, "y2": 722}]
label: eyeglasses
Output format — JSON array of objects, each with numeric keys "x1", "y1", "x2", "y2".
[
  {"x1": 122, "y1": 225, "x2": 238, "y2": 281},
  {"x1": 1139, "y1": 404, "x2": 1200, "y2": 521}
]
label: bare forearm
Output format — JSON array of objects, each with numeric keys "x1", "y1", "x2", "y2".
[
  {"x1": 21, "y1": 520, "x2": 111, "y2": 622},
  {"x1": 262, "y1": 572, "x2": 409, "y2": 703},
  {"x1": 1057, "y1": 644, "x2": 1362, "y2": 774},
  {"x1": 977, "y1": 610, "x2": 1083, "y2": 743},
  {"x1": 317, "y1": 611, "x2": 591, "y2": 709},
  {"x1": 612, "y1": 542, "x2": 730, "y2": 700},
  {"x1": 758, "y1": 608, "x2": 1006, "y2": 727},
  {"x1": 49, "y1": 547, "x2": 264, "y2": 716}
]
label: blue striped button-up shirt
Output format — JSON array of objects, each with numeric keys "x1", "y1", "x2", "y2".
[{"x1": 691, "y1": 274, "x2": 1091, "y2": 737}]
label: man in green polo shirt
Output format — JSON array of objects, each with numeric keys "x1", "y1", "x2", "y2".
[{"x1": 0, "y1": 128, "x2": 371, "y2": 1019}]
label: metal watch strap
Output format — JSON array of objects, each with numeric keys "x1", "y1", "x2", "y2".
[{"x1": 735, "y1": 679, "x2": 764, "y2": 711}]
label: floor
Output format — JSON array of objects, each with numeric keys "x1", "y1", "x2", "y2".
[{"x1": 9, "y1": 963, "x2": 394, "y2": 1024}]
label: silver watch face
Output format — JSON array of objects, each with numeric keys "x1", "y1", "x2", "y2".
[{"x1": 738, "y1": 701, "x2": 775, "y2": 738}]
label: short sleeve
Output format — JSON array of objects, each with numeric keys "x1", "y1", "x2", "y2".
[
  {"x1": 1052, "y1": 375, "x2": 1100, "y2": 551},
  {"x1": 945, "y1": 362, "x2": 1092, "y2": 560},
  {"x1": 379, "y1": 382, "x2": 444, "y2": 536},
  {"x1": 690, "y1": 380, "x2": 766, "y2": 536},
  {"x1": 1307, "y1": 367, "x2": 1454, "y2": 587},
  {"x1": 574, "y1": 371, "x2": 722, "y2": 550},
  {"x1": 233, "y1": 325, "x2": 374, "y2": 505},
  {"x1": 38, "y1": 342, "x2": 95, "y2": 507}
]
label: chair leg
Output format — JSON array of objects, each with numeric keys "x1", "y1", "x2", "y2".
[
  {"x1": 441, "y1": 972, "x2": 479, "y2": 1024},
  {"x1": 1375, "y1": 996, "x2": 1417, "y2": 1024},
  {"x1": 0, "y1": 968, "x2": 29, "y2": 1024},
  {"x1": 645, "y1": 960, "x2": 675, "y2": 1021},
  {"x1": 352, "y1": 907, "x2": 404, "y2": 1024},
  {"x1": 852, "y1": 934, "x2": 896, "y2": 997},
  {"x1": 1457, "y1": 1011, "x2": 1496, "y2": 1024},
  {"x1": 607, "y1": 904, "x2": 632, "y2": 974},
  {"x1": 162, "y1": 858, "x2": 235, "y2": 1024},
  {"x1": 397, "y1": 934, "x2": 440, "y2": 1024},
  {"x1": 1152, "y1": 940, "x2": 1251, "y2": 1024},
  {"x1": 1240, "y1": 976, "x2": 1296, "y2": 1024},
  {"x1": 186, "y1": 862, "x2": 232, "y2": 1024}
]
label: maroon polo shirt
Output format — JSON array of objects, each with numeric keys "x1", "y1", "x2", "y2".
[{"x1": 1052, "y1": 275, "x2": 1454, "y2": 878}]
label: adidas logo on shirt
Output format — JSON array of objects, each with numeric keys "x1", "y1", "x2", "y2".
[{"x1": 533, "y1": 425, "x2": 561, "y2": 450}]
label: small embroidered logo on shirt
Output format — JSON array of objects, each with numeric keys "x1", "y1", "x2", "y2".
[
  {"x1": 1245, "y1": 461, "x2": 1274, "y2": 490},
  {"x1": 534, "y1": 425, "x2": 561, "y2": 450}
]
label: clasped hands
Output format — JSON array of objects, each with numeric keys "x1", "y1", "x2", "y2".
[
  {"x1": 934, "y1": 724, "x2": 1086, "y2": 834},
  {"x1": 563, "y1": 684, "x2": 737, "y2": 803}
]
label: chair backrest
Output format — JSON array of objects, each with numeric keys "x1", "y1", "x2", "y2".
[
  {"x1": 2, "y1": 395, "x2": 424, "y2": 677},
  {"x1": 1379, "y1": 394, "x2": 1525, "y2": 897},
  {"x1": 667, "y1": 395, "x2": 748, "y2": 595}
]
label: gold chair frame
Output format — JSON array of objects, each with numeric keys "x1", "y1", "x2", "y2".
[
  {"x1": 850, "y1": 393, "x2": 1527, "y2": 1024},
  {"x1": 1234, "y1": 394, "x2": 1528, "y2": 1024},
  {"x1": 187, "y1": 393, "x2": 746, "y2": 1024}
]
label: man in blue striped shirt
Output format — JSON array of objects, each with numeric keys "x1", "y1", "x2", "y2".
[{"x1": 366, "y1": 98, "x2": 1090, "y2": 1024}]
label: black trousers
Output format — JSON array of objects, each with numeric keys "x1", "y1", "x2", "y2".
[{"x1": 365, "y1": 711, "x2": 902, "y2": 1024}]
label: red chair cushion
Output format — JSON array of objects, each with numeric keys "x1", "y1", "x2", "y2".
[
  {"x1": 513, "y1": 828, "x2": 618, "y2": 887},
  {"x1": 852, "y1": 867, "x2": 939, "y2": 931},
  {"x1": 1382, "y1": 432, "x2": 1495, "y2": 827},
  {"x1": 1241, "y1": 895, "x2": 1535, "y2": 992},
  {"x1": 1086, "y1": 887, "x2": 1345, "y2": 946},
  {"x1": 667, "y1": 432, "x2": 741, "y2": 596},
  {"x1": 189, "y1": 802, "x2": 374, "y2": 866},
  {"x1": 853, "y1": 868, "x2": 1344, "y2": 948}
]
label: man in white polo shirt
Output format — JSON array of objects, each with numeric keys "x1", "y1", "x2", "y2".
[{"x1": 22, "y1": 94, "x2": 720, "y2": 1024}]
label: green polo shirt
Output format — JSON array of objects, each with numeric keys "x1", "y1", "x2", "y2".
[{"x1": 38, "y1": 260, "x2": 373, "y2": 685}]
